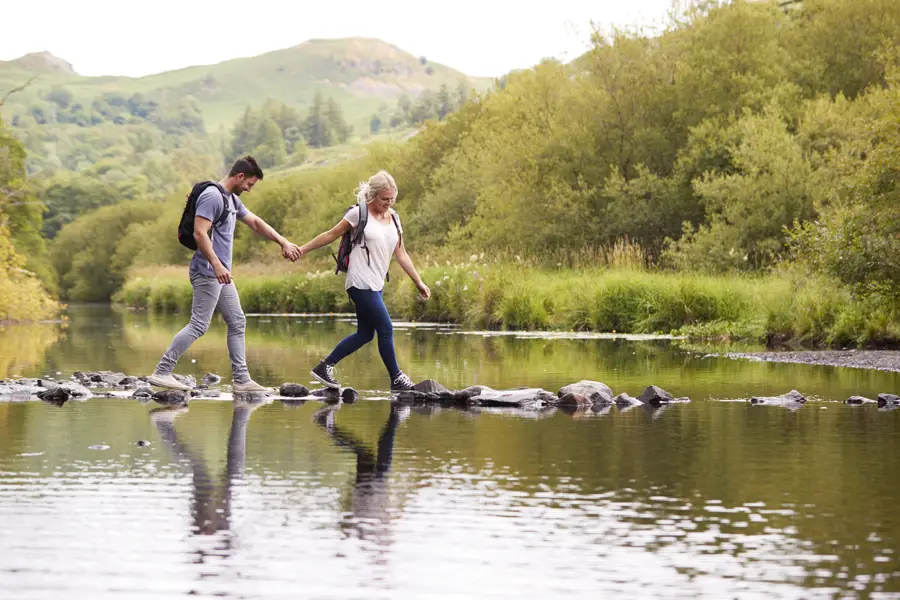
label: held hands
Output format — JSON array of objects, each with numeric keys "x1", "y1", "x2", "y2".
[
  {"x1": 281, "y1": 241, "x2": 302, "y2": 262},
  {"x1": 416, "y1": 280, "x2": 431, "y2": 299}
]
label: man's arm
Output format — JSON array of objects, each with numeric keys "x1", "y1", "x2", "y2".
[
  {"x1": 193, "y1": 216, "x2": 232, "y2": 284},
  {"x1": 393, "y1": 238, "x2": 430, "y2": 298},
  {"x1": 240, "y1": 211, "x2": 301, "y2": 261}
]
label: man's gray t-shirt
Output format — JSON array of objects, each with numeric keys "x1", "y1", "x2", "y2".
[{"x1": 188, "y1": 186, "x2": 249, "y2": 278}]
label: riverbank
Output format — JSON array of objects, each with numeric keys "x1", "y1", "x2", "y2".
[
  {"x1": 718, "y1": 350, "x2": 900, "y2": 373},
  {"x1": 114, "y1": 263, "x2": 900, "y2": 348}
]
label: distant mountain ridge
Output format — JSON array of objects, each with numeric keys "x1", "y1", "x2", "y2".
[
  {"x1": 0, "y1": 51, "x2": 77, "y2": 75},
  {"x1": 0, "y1": 38, "x2": 494, "y2": 131}
]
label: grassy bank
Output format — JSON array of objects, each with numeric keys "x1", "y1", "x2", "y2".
[{"x1": 114, "y1": 262, "x2": 900, "y2": 348}]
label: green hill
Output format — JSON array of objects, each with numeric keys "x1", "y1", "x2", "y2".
[{"x1": 0, "y1": 37, "x2": 492, "y2": 134}]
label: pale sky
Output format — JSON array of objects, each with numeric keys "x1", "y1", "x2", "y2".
[{"x1": 2, "y1": 1, "x2": 675, "y2": 78}]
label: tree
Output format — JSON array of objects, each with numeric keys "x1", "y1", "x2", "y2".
[
  {"x1": 325, "y1": 96, "x2": 351, "y2": 144},
  {"x1": 45, "y1": 85, "x2": 73, "y2": 109},
  {"x1": 252, "y1": 117, "x2": 288, "y2": 168},
  {"x1": 303, "y1": 91, "x2": 332, "y2": 148}
]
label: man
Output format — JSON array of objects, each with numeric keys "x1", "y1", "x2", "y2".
[{"x1": 146, "y1": 156, "x2": 301, "y2": 393}]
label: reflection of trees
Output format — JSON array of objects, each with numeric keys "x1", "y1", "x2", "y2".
[
  {"x1": 151, "y1": 397, "x2": 265, "y2": 561},
  {"x1": 0, "y1": 324, "x2": 62, "y2": 378},
  {"x1": 314, "y1": 403, "x2": 404, "y2": 566}
]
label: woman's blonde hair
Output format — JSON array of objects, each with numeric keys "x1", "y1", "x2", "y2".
[{"x1": 355, "y1": 170, "x2": 397, "y2": 205}]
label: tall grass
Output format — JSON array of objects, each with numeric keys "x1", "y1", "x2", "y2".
[{"x1": 115, "y1": 260, "x2": 900, "y2": 348}]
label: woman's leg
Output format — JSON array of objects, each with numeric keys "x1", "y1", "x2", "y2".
[
  {"x1": 365, "y1": 290, "x2": 401, "y2": 379},
  {"x1": 325, "y1": 287, "x2": 376, "y2": 365}
]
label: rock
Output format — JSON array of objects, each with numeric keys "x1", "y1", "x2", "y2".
[
  {"x1": 847, "y1": 395, "x2": 876, "y2": 405},
  {"x1": 37, "y1": 387, "x2": 69, "y2": 406},
  {"x1": 136, "y1": 440, "x2": 151, "y2": 447},
  {"x1": 132, "y1": 387, "x2": 153, "y2": 398},
  {"x1": 90, "y1": 374, "x2": 103, "y2": 382},
  {"x1": 37, "y1": 379, "x2": 60, "y2": 392},
  {"x1": 189, "y1": 390, "x2": 201, "y2": 397},
  {"x1": 750, "y1": 390, "x2": 807, "y2": 406},
  {"x1": 413, "y1": 379, "x2": 450, "y2": 394},
  {"x1": 73, "y1": 371, "x2": 89, "y2": 382},
  {"x1": 279, "y1": 383, "x2": 310, "y2": 397},
  {"x1": 202, "y1": 373, "x2": 222, "y2": 386},
  {"x1": 309, "y1": 387, "x2": 341, "y2": 398},
  {"x1": 614, "y1": 393, "x2": 642, "y2": 407},
  {"x1": 557, "y1": 392, "x2": 593, "y2": 408},
  {"x1": 58, "y1": 382, "x2": 92, "y2": 398},
  {"x1": 200, "y1": 390, "x2": 221, "y2": 398},
  {"x1": 637, "y1": 385, "x2": 676, "y2": 407},
  {"x1": 591, "y1": 402, "x2": 613, "y2": 416},
  {"x1": 0, "y1": 382, "x2": 44, "y2": 398},
  {"x1": 341, "y1": 388, "x2": 359, "y2": 404},
  {"x1": 558, "y1": 380, "x2": 614, "y2": 403},
  {"x1": 152, "y1": 389, "x2": 188, "y2": 406},
  {"x1": 172, "y1": 374, "x2": 197, "y2": 388},
  {"x1": 465, "y1": 386, "x2": 556, "y2": 409},
  {"x1": 394, "y1": 389, "x2": 441, "y2": 404},
  {"x1": 118, "y1": 376, "x2": 138, "y2": 386},
  {"x1": 877, "y1": 393, "x2": 899, "y2": 409}
]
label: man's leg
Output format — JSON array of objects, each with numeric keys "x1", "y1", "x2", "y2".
[
  {"x1": 216, "y1": 281, "x2": 250, "y2": 385},
  {"x1": 153, "y1": 274, "x2": 221, "y2": 377}
]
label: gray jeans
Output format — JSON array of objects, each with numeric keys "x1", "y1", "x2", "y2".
[{"x1": 154, "y1": 272, "x2": 249, "y2": 383}]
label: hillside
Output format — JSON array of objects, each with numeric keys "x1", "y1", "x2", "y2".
[{"x1": 0, "y1": 38, "x2": 493, "y2": 133}]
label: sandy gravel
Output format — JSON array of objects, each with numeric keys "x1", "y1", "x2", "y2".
[{"x1": 721, "y1": 350, "x2": 900, "y2": 373}]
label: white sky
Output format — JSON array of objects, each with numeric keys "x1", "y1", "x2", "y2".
[{"x1": 2, "y1": 1, "x2": 675, "y2": 78}]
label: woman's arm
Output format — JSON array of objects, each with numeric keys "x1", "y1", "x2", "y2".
[
  {"x1": 299, "y1": 219, "x2": 352, "y2": 256},
  {"x1": 394, "y1": 238, "x2": 430, "y2": 298}
]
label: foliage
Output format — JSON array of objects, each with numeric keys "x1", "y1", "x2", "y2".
[
  {"x1": 51, "y1": 200, "x2": 160, "y2": 302},
  {"x1": 0, "y1": 118, "x2": 58, "y2": 320}
]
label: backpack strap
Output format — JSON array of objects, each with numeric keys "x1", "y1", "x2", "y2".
[
  {"x1": 390, "y1": 210, "x2": 402, "y2": 247},
  {"x1": 210, "y1": 183, "x2": 231, "y2": 230},
  {"x1": 353, "y1": 200, "x2": 368, "y2": 245}
]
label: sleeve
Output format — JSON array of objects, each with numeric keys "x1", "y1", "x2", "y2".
[
  {"x1": 233, "y1": 195, "x2": 249, "y2": 219},
  {"x1": 343, "y1": 205, "x2": 360, "y2": 228},
  {"x1": 194, "y1": 187, "x2": 222, "y2": 223}
]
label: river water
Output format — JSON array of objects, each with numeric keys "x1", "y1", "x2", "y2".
[{"x1": 1, "y1": 304, "x2": 899, "y2": 599}]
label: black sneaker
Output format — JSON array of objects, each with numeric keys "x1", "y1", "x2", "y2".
[
  {"x1": 311, "y1": 361, "x2": 340, "y2": 389},
  {"x1": 390, "y1": 371, "x2": 415, "y2": 392}
]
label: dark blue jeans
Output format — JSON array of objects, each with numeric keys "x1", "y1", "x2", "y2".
[{"x1": 326, "y1": 287, "x2": 400, "y2": 378}]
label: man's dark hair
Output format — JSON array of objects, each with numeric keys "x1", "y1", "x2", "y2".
[{"x1": 229, "y1": 155, "x2": 264, "y2": 180}]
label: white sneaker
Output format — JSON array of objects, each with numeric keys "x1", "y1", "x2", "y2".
[
  {"x1": 146, "y1": 373, "x2": 193, "y2": 391},
  {"x1": 232, "y1": 380, "x2": 271, "y2": 393}
]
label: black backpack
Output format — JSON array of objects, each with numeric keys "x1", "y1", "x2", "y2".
[
  {"x1": 177, "y1": 181, "x2": 231, "y2": 251},
  {"x1": 333, "y1": 200, "x2": 402, "y2": 280}
]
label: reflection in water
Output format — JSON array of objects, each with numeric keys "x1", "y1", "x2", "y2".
[
  {"x1": 314, "y1": 403, "x2": 404, "y2": 568},
  {"x1": 151, "y1": 396, "x2": 265, "y2": 561}
]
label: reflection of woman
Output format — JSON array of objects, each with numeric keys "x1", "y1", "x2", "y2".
[
  {"x1": 151, "y1": 397, "x2": 263, "y2": 540},
  {"x1": 298, "y1": 171, "x2": 431, "y2": 392},
  {"x1": 314, "y1": 403, "x2": 404, "y2": 556}
]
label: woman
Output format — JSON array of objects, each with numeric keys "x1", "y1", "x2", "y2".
[{"x1": 299, "y1": 170, "x2": 431, "y2": 392}]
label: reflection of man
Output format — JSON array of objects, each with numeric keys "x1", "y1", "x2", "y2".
[
  {"x1": 151, "y1": 397, "x2": 265, "y2": 541},
  {"x1": 314, "y1": 403, "x2": 405, "y2": 558}
]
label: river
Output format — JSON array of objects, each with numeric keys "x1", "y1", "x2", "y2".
[{"x1": 1, "y1": 304, "x2": 898, "y2": 598}]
